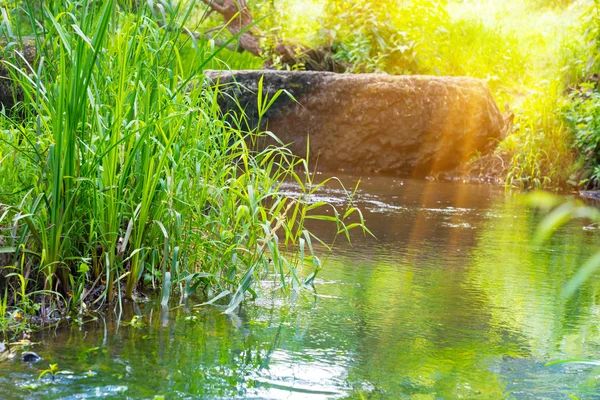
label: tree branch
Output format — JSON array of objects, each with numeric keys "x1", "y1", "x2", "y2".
[
  {"x1": 199, "y1": 0, "x2": 262, "y2": 56},
  {"x1": 201, "y1": 0, "x2": 227, "y2": 15}
]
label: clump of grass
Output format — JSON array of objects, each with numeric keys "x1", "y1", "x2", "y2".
[
  {"x1": 0, "y1": 0, "x2": 366, "y2": 333},
  {"x1": 500, "y1": 82, "x2": 579, "y2": 189}
]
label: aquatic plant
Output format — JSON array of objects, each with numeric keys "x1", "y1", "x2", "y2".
[
  {"x1": 0, "y1": 0, "x2": 366, "y2": 332},
  {"x1": 37, "y1": 363, "x2": 58, "y2": 381}
]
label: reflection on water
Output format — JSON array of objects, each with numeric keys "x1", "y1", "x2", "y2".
[{"x1": 2, "y1": 175, "x2": 600, "y2": 399}]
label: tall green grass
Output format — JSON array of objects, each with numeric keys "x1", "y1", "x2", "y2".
[
  {"x1": 500, "y1": 83, "x2": 579, "y2": 189},
  {"x1": 0, "y1": 0, "x2": 365, "y2": 333}
]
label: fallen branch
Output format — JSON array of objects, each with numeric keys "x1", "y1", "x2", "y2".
[{"x1": 200, "y1": 0, "x2": 262, "y2": 56}]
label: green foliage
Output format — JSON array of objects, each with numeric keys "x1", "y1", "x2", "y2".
[
  {"x1": 530, "y1": 191, "x2": 600, "y2": 298},
  {"x1": 558, "y1": 2, "x2": 600, "y2": 188},
  {"x1": 564, "y1": 84, "x2": 600, "y2": 186},
  {"x1": 37, "y1": 363, "x2": 59, "y2": 381},
  {"x1": 581, "y1": 0, "x2": 600, "y2": 76},
  {"x1": 501, "y1": 87, "x2": 578, "y2": 189},
  {"x1": 181, "y1": 46, "x2": 263, "y2": 71},
  {"x1": 0, "y1": 0, "x2": 365, "y2": 332},
  {"x1": 320, "y1": 0, "x2": 449, "y2": 74}
]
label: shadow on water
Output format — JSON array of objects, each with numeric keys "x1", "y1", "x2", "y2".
[{"x1": 2, "y1": 174, "x2": 600, "y2": 399}]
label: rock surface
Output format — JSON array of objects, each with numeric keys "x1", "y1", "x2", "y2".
[
  {"x1": 21, "y1": 351, "x2": 41, "y2": 363},
  {"x1": 205, "y1": 70, "x2": 505, "y2": 176},
  {"x1": 0, "y1": 41, "x2": 36, "y2": 111},
  {"x1": 580, "y1": 191, "x2": 600, "y2": 200},
  {"x1": 0, "y1": 235, "x2": 10, "y2": 268}
]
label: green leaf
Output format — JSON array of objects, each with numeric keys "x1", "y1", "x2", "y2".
[
  {"x1": 225, "y1": 266, "x2": 254, "y2": 314},
  {"x1": 546, "y1": 359, "x2": 600, "y2": 366},
  {"x1": 533, "y1": 202, "x2": 575, "y2": 245},
  {"x1": 161, "y1": 272, "x2": 171, "y2": 307},
  {"x1": 562, "y1": 252, "x2": 600, "y2": 299},
  {"x1": 194, "y1": 290, "x2": 231, "y2": 308}
]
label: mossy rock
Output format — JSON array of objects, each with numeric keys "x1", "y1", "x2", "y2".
[{"x1": 205, "y1": 70, "x2": 505, "y2": 176}]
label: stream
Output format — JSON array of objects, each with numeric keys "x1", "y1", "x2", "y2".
[{"x1": 2, "y1": 174, "x2": 600, "y2": 399}]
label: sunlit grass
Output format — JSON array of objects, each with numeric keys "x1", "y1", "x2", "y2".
[{"x1": 441, "y1": 0, "x2": 586, "y2": 187}]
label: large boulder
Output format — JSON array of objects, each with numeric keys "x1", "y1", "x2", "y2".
[
  {"x1": 0, "y1": 61, "x2": 17, "y2": 111},
  {"x1": 205, "y1": 70, "x2": 505, "y2": 176}
]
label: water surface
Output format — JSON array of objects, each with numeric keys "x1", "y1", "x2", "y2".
[{"x1": 2, "y1": 175, "x2": 600, "y2": 399}]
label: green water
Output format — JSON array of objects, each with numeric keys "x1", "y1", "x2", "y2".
[{"x1": 2, "y1": 175, "x2": 600, "y2": 399}]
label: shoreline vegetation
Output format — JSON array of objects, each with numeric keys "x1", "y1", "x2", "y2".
[
  {"x1": 0, "y1": 0, "x2": 368, "y2": 340},
  {"x1": 1, "y1": 0, "x2": 600, "y2": 339}
]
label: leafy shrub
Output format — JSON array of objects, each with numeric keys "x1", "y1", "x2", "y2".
[
  {"x1": 318, "y1": 0, "x2": 448, "y2": 74},
  {"x1": 564, "y1": 84, "x2": 600, "y2": 186}
]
